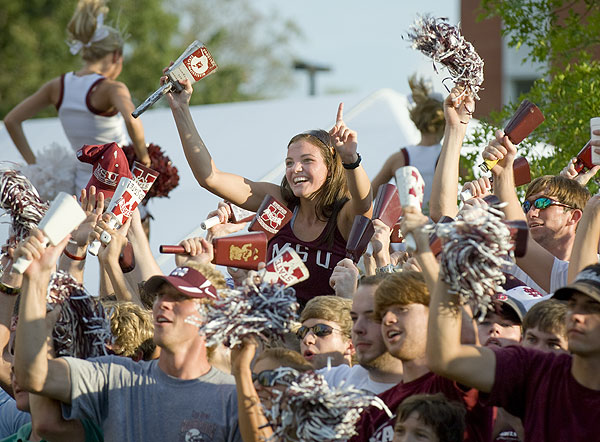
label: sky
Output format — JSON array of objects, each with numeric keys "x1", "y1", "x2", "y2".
[{"x1": 255, "y1": 0, "x2": 460, "y2": 99}]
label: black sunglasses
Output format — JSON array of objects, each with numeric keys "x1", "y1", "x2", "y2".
[
  {"x1": 295, "y1": 323, "x2": 341, "y2": 340},
  {"x1": 252, "y1": 369, "x2": 278, "y2": 387},
  {"x1": 522, "y1": 197, "x2": 575, "y2": 214},
  {"x1": 252, "y1": 368, "x2": 299, "y2": 387}
]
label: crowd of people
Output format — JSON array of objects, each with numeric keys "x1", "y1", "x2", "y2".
[{"x1": 1, "y1": 1, "x2": 600, "y2": 441}]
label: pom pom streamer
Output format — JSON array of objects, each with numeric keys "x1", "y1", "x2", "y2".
[
  {"x1": 47, "y1": 271, "x2": 112, "y2": 359},
  {"x1": 406, "y1": 15, "x2": 484, "y2": 99},
  {"x1": 0, "y1": 167, "x2": 49, "y2": 249},
  {"x1": 21, "y1": 143, "x2": 79, "y2": 201},
  {"x1": 264, "y1": 368, "x2": 392, "y2": 442},
  {"x1": 122, "y1": 143, "x2": 180, "y2": 200},
  {"x1": 436, "y1": 205, "x2": 513, "y2": 317},
  {"x1": 186, "y1": 283, "x2": 299, "y2": 348}
]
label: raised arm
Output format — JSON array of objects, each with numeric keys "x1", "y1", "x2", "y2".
[
  {"x1": 165, "y1": 78, "x2": 280, "y2": 211},
  {"x1": 483, "y1": 132, "x2": 556, "y2": 292},
  {"x1": 331, "y1": 103, "x2": 373, "y2": 236},
  {"x1": 230, "y1": 337, "x2": 273, "y2": 442},
  {"x1": 0, "y1": 254, "x2": 22, "y2": 395},
  {"x1": 371, "y1": 152, "x2": 406, "y2": 193},
  {"x1": 567, "y1": 195, "x2": 600, "y2": 282},
  {"x1": 108, "y1": 81, "x2": 151, "y2": 166},
  {"x1": 13, "y1": 229, "x2": 72, "y2": 404},
  {"x1": 427, "y1": 275, "x2": 496, "y2": 393},
  {"x1": 3, "y1": 78, "x2": 61, "y2": 165},
  {"x1": 429, "y1": 88, "x2": 474, "y2": 222},
  {"x1": 58, "y1": 187, "x2": 104, "y2": 283}
]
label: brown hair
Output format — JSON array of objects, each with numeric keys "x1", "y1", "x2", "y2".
[
  {"x1": 103, "y1": 300, "x2": 155, "y2": 360},
  {"x1": 67, "y1": 0, "x2": 124, "y2": 61},
  {"x1": 525, "y1": 175, "x2": 590, "y2": 210},
  {"x1": 408, "y1": 75, "x2": 445, "y2": 136},
  {"x1": 395, "y1": 393, "x2": 466, "y2": 442},
  {"x1": 299, "y1": 295, "x2": 353, "y2": 339},
  {"x1": 255, "y1": 347, "x2": 313, "y2": 372},
  {"x1": 374, "y1": 271, "x2": 429, "y2": 321},
  {"x1": 359, "y1": 274, "x2": 388, "y2": 287},
  {"x1": 523, "y1": 299, "x2": 567, "y2": 337},
  {"x1": 280, "y1": 130, "x2": 349, "y2": 245}
]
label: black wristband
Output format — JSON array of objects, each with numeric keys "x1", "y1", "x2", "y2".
[
  {"x1": 0, "y1": 282, "x2": 20, "y2": 296},
  {"x1": 342, "y1": 153, "x2": 362, "y2": 170}
]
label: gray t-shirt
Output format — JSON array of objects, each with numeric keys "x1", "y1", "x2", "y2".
[
  {"x1": 62, "y1": 355, "x2": 241, "y2": 442},
  {"x1": 0, "y1": 388, "x2": 31, "y2": 439}
]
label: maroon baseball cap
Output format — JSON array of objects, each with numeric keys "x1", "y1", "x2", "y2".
[
  {"x1": 77, "y1": 142, "x2": 132, "y2": 199},
  {"x1": 144, "y1": 266, "x2": 218, "y2": 300}
]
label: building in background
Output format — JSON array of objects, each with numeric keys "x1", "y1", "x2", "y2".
[{"x1": 460, "y1": 0, "x2": 545, "y2": 117}]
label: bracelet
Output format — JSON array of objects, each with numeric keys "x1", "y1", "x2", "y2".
[
  {"x1": 0, "y1": 282, "x2": 20, "y2": 296},
  {"x1": 63, "y1": 248, "x2": 86, "y2": 261},
  {"x1": 342, "y1": 153, "x2": 362, "y2": 170}
]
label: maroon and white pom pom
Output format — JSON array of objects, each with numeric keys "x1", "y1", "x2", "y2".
[
  {"x1": 47, "y1": 271, "x2": 112, "y2": 358},
  {"x1": 265, "y1": 368, "x2": 392, "y2": 442},
  {"x1": 436, "y1": 205, "x2": 513, "y2": 317},
  {"x1": 187, "y1": 283, "x2": 299, "y2": 348},
  {"x1": 406, "y1": 15, "x2": 484, "y2": 100},
  {"x1": 0, "y1": 168, "x2": 49, "y2": 249}
]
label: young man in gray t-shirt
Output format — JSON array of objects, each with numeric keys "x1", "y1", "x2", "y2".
[{"x1": 14, "y1": 231, "x2": 241, "y2": 442}]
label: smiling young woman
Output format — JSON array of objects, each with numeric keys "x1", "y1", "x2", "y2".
[{"x1": 166, "y1": 83, "x2": 373, "y2": 304}]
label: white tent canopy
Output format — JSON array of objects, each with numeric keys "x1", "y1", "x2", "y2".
[{"x1": 0, "y1": 88, "x2": 427, "y2": 288}]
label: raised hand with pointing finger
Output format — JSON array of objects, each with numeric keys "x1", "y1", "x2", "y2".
[{"x1": 329, "y1": 103, "x2": 360, "y2": 167}]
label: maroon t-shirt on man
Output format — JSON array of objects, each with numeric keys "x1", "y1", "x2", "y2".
[
  {"x1": 350, "y1": 371, "x2": 493, "y2": 442},
  {"x1": 484, "y1": 345, "x2": 600, "y2": 442},
  {"x1": 267, "y1": 212, "x2": 347, "y2": 304}
]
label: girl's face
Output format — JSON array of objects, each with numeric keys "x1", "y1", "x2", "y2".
[{"x1": 285, "y1": 140, "x2": 329, "y2": 199}]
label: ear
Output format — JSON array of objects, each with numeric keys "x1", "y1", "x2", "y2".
[
  {"x1": 344, "y1": 338, "x2": 355, "y2": 357},
  {"x1": 112, "y1": 50, "x2": 121, "y2": 63},
  {"x1": 568, "y1": 208, "x2": 583, "y2": 226}
]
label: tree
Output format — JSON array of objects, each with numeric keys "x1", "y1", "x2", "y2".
[
  {"x1": 462, "y1": 0, "x2": 600, "y2": 188},
  {"x1": 0, "y1": 0, "x2": 300, "y2": 118}
]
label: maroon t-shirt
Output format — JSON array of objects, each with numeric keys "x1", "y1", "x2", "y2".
[
  {"x1": 485, "y1": 345, "x2": 600, "y2": 442},
  {"x1": 267, "y1": 211, "x2": 347, "y2": 304},
  {"x1": 350, "y1": 371, "x2": 493, "y2": 442}
]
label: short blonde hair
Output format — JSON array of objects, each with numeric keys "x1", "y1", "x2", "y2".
[
  {"x1": 374, "y1": 271, "x2": 429, "y2": 321},
  {"x1": 525, "y1": 175, "x2": 590, "y2": 210},
  {"x1": 255, "y1": 347, "x2": 312, "y2": 372},
  {"x1": 299, "y1": 296, "x2": 353, "y2": 339},
  {"x1": 67, "y1": 0, "x2": 124, "y2": 61},
  {"x1": 103, "y1": 300, "x2": 155, "y2": 359}
]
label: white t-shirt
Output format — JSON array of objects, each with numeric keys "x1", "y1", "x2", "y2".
[
  {"x1": 317, "y1": 364, "x2": 397, "y2": 394},
  {"x1": 506, "y1": 257, "x2": 569, "y2": 295}
]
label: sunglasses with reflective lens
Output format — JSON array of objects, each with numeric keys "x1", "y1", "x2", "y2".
[
  {"x1": 295, "y1": 323, "x2": 341, "y2": 340},
  {"x1": 522, "y1": 197, "x2": 575, "y2": 214}
]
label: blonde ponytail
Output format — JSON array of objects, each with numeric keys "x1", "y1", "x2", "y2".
[{"x1": 66, "y1": 0, "x2": 123, "y2": 61}]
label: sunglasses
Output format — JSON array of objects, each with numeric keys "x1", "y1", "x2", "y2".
[
  {"x1": 522, "y1": 197, "x2": 575, "y2": 214},
  {"x1": 252, "y1": 369, "x2": 278, "y2": 387},
  {"x1": 295, "y1": 323, "x2": 341, "y2": 340},
  {"x1": 252, "y1": 368, "x2": 298, "y2": 387}
]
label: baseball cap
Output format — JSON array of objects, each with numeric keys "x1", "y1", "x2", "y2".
[
  {"x1": 553, "y1": 263, "x2": 600, "y2": 303},
  {"x1": 77, "y1": 142, "x2": 132, "y2": 199},
  {"x1": 492, "y1": 275, "x2": 552, "y2": 322},
  {"x1": 144, "y1": 266, "x2": 218, "y2": 300}
]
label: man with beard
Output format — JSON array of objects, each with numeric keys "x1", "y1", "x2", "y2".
[{"x1": 319, "y1": 275, "x2": 403, "y2": 394}]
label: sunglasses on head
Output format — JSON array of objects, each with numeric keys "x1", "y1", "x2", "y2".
[
  {"x1": 295, "y1": 323, "x2": 341, "y2": 340},
  {"x1": 522, "y1": 197, "x2": 575, "y2": 214}
]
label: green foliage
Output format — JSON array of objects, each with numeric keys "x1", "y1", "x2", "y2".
[
  {"x1": 464, "y1": 1, "x2": 600, "y2": 192},
  {"x1": 0, "y1": 0, "x2": 299, "y2": 118}
]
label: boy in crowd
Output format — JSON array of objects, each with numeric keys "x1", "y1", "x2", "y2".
[
  {"x1": 320, "y1": 275, "x2": 404, "y2": 393},
  {"x1": 297, "y1": 295, "x2": 355, "y2": 369}
]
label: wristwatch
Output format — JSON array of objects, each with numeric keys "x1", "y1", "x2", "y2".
[{"x1": 342, "y1": 153, "x2": 362, "y2": 170}]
